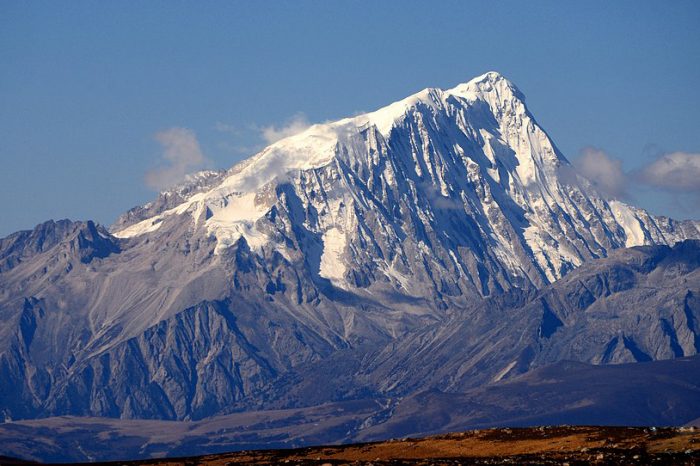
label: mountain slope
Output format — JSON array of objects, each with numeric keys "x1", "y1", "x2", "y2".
[
  {"x1": 249, "y1": 239, "x2": 700, "y2": 408},
  {"x1": 0, "y1": 72, "x2": 699, "y2": 422},
  {"x1": 2, "y1": 356, "x2": 700, "y2": 463},
  {"x1": 358, "y1": 355, "x2": 700, "y2": 442}
]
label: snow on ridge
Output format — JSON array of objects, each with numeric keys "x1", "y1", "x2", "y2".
[
  {"x1": 113, "y1": 216, "x2": 164, "y2": 238},
  {"x1": 116, "y1": 71, "x2": 526, "y2": 239},
  {"x1": 112, "y1": 71, "x2": 699, "y2": 289},
  {"x1": 112, "y1": 70, "x2": 566, "y2": 273},
  {"x1": 345, "y1": 87, "x2": 445, "y2": 137}
]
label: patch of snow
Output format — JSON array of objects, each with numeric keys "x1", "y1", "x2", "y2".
[
  {"x1": 208, "y1": 192, "x2": 265, "y2": 224},
  {"x1": 319, "y1": 227, "x2": 347, "y2": 285},
  {"x1": 382, "y1": 263, "x2": 413, "y2": 292},
  {"x1": 206, "y1": 192, "x2": 271, "y2": 253},
  {"x1": 113, "y1": 217, "x2": 164, "y2": 238},
  {"x1": 609, "y1": 200, "x2": 647, "y2": 247},
  {"x1": 493, "y1": 360, "x2": 517, "y2": 382},
  {"x1": 523, "y1": 225, "x2": 564, "y2": 283}
]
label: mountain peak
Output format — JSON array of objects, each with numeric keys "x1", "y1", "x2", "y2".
[
  {"x1": 449, "y1": 70, "x2": 525, "y2": 104},
  {"x1": 470, "y1": 70, "x2": 509, "y2": 83},
  {"x1": 113, "y1": 71, "x2": 699, "y2": 293},
  {"x1": 356, "y1": 72, "x2": 524, "y2": 137}
]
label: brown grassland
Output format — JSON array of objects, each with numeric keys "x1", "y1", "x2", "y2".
[{"x1": 8, "y1": 425, "x2": 695, "y2": 466}]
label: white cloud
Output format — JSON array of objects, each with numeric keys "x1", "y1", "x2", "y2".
[
  {"x1": 569, "y1": 147, "x2": 700, "y2": 216},
  {"x1": 214, "y1": 114, "x2": 312, "y2": 157},
  {"x1": 573, "y1": 147, "x2": 629, "y2": 199},
  {"x1": 214, "y1": 121, "x2": 242, "y2": 136},
  {"x1": 260, "y1": 113, "x2": 310, "y2": 144},
  {"x1": 636, "y1": 152, "x2": 700, "y2": 192},
  {"x1": 217, "y1": 141, "x2": 260, "y2": 156},
  {"x1": 146, "y1": 127, "x2": 210, "y2": 191}
]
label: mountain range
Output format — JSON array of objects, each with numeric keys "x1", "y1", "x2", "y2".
[{"x1": 1, "y1": 72, "x2": 699, "y2": 462}]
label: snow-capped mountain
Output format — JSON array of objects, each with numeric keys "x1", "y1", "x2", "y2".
[
  {"x1": 1, "y1": 72, "x2": 699, "y2": 423},
  {"x1": 115, "y1": 71, "x2": 700, "y2": 291}
]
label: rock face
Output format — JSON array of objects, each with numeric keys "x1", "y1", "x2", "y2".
[
  {"x1": 1, "y1": 72, "x2": 699, "y2": 423},
  {"x1": 304, "y1": 240, "x2": 700, "y2": 402},
  {"x1": 0, "y1": 219, "x2": 119, "y2": 273}
]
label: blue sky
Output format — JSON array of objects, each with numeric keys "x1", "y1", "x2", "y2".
[{"x1": 1, "y1": 1, "x2": 699, "y2": 236}]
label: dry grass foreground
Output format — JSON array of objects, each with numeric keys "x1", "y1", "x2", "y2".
[{"x1": 6, "y1": 425, "x2": 694, "y2": 466}]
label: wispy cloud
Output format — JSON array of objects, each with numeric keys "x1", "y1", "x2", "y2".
[
  {"x1": 635, "y1": 152, "x2": 700, "y2": 192},
  {"x1": 146, "y1": 127, "x2": 210, "y2": 191},
  {"x1": 259, "y1": 113, "x2": 311, "y2": 144},
  {"x1": 214, "y1": 113, "x2": 312, "y2": 157},
  {"x1": 573, "y1": 147, "x2": 629, "y2": 199},
  {"x1": 570, "y1": 147, "x2": 700, "y2": 217},
  {"x1": 214, "y1": 121, "x2": 242, "y2": 136}
]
